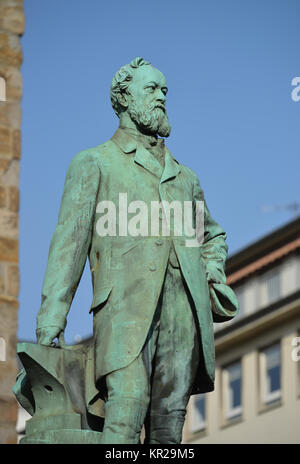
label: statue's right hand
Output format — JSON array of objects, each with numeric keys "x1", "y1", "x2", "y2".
[{"x1": 36, "y1": 326, "x2": 62, "y2": 346}]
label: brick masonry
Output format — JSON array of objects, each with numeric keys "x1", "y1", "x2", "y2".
[{"x1": 0, "y1": 0, "x2": 24, "y2": 444}]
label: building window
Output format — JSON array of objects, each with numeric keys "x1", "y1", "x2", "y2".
[
  {"x1": 190, "y1": 394, "x2": 206, "y2": 433},
  {"x1": 266, "y1": 269, "x2": 281, "y2": 304},
  {"x1": 260, "y1": 267, "x2": 281, "y2": 308},
  {"x1": 222, "y1": 360, "x2": 242, "y2": 421},
  {"x1": 260, "y1": 342, "x2": 281, "y2": 406}
]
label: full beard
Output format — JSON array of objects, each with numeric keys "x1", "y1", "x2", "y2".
[{"x1": 128, "y1": 100, "x2": 171, "y2": 138}]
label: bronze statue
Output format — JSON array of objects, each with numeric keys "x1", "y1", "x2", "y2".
[{"x1": 16, "y1": 58, "x2": 238, "y2": 444}]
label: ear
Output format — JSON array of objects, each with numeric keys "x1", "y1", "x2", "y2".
[{"x1": 117, "y1": 91, "x2": 129, "y2": 110}]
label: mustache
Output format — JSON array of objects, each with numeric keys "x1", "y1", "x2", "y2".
[
  {"x1": 155, "y1": 104, "x2": 166, "y2": 112},
  {"x1": 149, "y1": 102, "x2": 166, "y2": 113}
]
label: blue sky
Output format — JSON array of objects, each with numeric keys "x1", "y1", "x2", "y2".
[{"x1": 19, "y1": 0, "x2": 300, "y2": 342}]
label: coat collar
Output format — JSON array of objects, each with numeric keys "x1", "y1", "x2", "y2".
[
  {"x1": 111, "y1": 128, "x2": 181, "y2": 183},
  {"x1": 111, "y1": 128, "x2": 137, "y2": 154}
]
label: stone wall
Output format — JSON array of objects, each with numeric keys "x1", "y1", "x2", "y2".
[{"x1": 0, "y1": 0, "x2": 24, "y2": 444}]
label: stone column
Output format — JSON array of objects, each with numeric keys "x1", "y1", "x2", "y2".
[{"x1": 0, "y1": 0, "x2": 24, "y2": 444}]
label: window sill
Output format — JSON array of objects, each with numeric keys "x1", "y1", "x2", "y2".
[
  {"x1": 258, "y1": 398, "x2": 282, "y2": 415},
  {"x1": 221, "y1": 414, "x2": 243, "y2": 430},
  {"x1": 185, "y1": 427, "x2": 208, "y2": 442}
]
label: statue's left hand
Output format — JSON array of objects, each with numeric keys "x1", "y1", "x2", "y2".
[{"x1": 36, "y1": 326, "x2": 62, "y2": 347}]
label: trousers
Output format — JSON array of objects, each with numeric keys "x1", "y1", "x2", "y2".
[{"x1": 100, "y1": 260, "x2": 200, "y2": 444}]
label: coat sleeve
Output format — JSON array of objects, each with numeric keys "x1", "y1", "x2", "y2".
[
  {"x1": 36, "y1": 150, "x2": 101, "y2": 331},
  {"x1": 193, "y1": 176, "x2": 228, "y2": 285}
]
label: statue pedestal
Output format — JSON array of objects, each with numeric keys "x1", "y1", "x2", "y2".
[
  {"x1": 21, "y1": 429, "x2": 101, "y2": 444},
  {"x1": 20, "y1": 412, "x2": 102, "y2": 444},
  {"x1": 13, "y1": 342, "x2": 104, "y2": 444}
]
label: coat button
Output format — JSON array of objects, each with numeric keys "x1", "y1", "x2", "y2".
[
  {"x1": 149, "y1": 265, "x2": 156, "y2": 272},
  {"x1": 155, "y1": 239, "x2": 163, "y2": 246}
]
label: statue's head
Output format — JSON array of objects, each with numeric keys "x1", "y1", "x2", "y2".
[{"x1": 110, "y1": 57, "x2": 171, "y2": 137}]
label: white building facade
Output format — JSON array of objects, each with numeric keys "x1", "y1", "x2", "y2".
[{"x1": 183, "y1": 218, "x2": 300, "y2": 444}]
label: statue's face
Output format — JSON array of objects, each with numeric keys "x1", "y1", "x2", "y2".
[{"x1": 126, "y1": 65, "x2": 171, "y2": 137}]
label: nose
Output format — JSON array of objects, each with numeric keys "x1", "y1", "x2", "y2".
[{"x1": 156, "y1": 88, "x2": 166, "y2": 104}]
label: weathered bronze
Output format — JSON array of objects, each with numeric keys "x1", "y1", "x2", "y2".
[{"x1": 14, "y1": 58, "x2": 238, "y2": 444}]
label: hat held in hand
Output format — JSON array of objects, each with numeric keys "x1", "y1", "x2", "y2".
[{"x1": 210, "y1": 283, "x2": 239, "y2": 323}]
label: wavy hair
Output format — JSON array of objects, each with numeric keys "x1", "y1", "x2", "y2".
[{"x1": 110, "y1": 57, "x2": 151, "y2": 117}]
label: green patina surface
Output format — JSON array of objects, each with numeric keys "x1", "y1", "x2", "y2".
[{"x1": 14, "y1": 58, "x2": 238, "y2": 444}]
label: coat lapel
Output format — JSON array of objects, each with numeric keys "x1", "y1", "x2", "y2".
[
  {"x1": 160, "y1": 147, "x2": 181, "y2": 184},
  {"x1": 111, "y1": 128, "x2": 180, "y2": 182},
  {"x1": 134, "y1": 144, "x2": 163, "y2": 179}
]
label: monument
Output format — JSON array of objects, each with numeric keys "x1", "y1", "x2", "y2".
[{"x1": 14, "y1": 57, "x2": 238, "y2": 444}]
